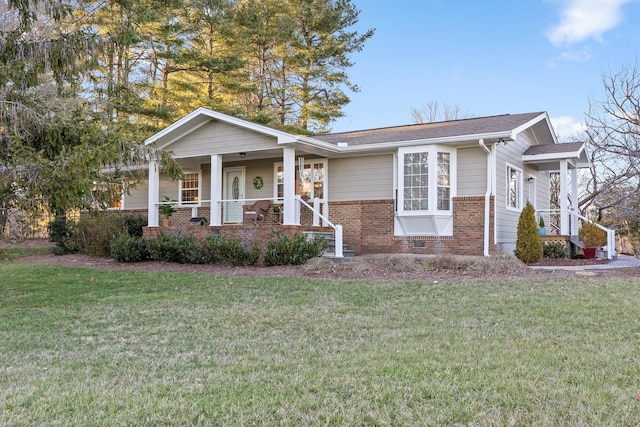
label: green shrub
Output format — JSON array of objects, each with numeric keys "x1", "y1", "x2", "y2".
[
  {"x1": 75, "y1": 214, "x2": 127, "y2": 257},
  {"x1": 579, "y1": 221, "x2": 607, "y2": 247},
  {"x1": 514, "y1": 201, "x2": 543, "y2": 264},
  {"x1": 203, "y1": 234, "x2": 259, "y2": 266},
  {"x1": 147, "y1": 233, "x2": 207, "y2": 264},
  {"x1": 48, "y1": 216, "x2": 79, "y2": 255},
  {"x1": 543, "y1": 241, "x2": 568, "y2": 259},
  {"x1": 49, "y1": 213, "x2": 147, "y2": 258},
  {"x1": 122, "y1": 214, "x2": 147, "y2": 238},
  {"x1": 109, "y1": 234, "x2": 150, "y2": 262},
  {"x1": 263, "y1": 229, "x2": 328, "y2": 266}
]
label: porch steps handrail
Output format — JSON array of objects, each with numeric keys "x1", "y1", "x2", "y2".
[
  {"x1": 296, "y1": 196, "x2": 343, "y2": 258},
  {"x1": 570, "y1": 210, "x2": 617, "y2": 260}
]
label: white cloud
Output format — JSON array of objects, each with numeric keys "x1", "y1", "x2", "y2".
[
  {"x1": 551, "y1": 115, "x2": 587, "y2": 139},
  {"x1": 557, "y1": 47, "x2": 592, "y2": 62},
  {"x1": 546, "y1": 0, "x2": 633, "y2": 46}
]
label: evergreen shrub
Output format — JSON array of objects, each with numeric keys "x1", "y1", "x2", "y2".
[
  {"x1": 514, "y1": 201, "x2": 543, "y2": 264},
  {"x1": 542, "y1": 241, "x2": 568, "y2": 259},
  {"x1": 109, "y1": 234, "x2": 149, "y2": 262},
  {"x1": 48, "y1": 216, "x2": 79, "y2": 255},
  {"x1": 147, "y1": 232, "x2": 207, "y2": 264},
  {"x1": 203, "y1": 234, "x2": 259, "y2": 266},
  {"x1": 263, "y1": 229, "x2": 328, "y2": 266},
  {"x1": 123, "y1": 214, "x2": 147, "y2": 237}
]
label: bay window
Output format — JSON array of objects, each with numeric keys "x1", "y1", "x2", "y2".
[
  {"x1": 396, "y1": 146, "x2": 455, "y2": 236},
  {"x1": 398, "y1": 146, "x2": 455, "y2": 215}
]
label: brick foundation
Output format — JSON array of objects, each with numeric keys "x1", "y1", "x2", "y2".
[
  {"x1": 328, "y1": 196, "x2": 496, "y2": 256},
  {"x1": 143, "y1": 224, "x2": 333, "y2": 249},
  {"x1": 140, "y1": 196, "x2": 496, "y2": 256}
]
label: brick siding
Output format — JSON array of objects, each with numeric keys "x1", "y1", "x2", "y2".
[
  {"x1": 327, "y1": 197, "x2": 495, "y2": 256},
  {"x1": 141, "y1": 196, "x2": 496, "y2": 256}
]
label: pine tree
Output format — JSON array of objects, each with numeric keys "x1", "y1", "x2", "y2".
[{"x1": 514, "y1": 201, "x2": 543, "y2": 264}]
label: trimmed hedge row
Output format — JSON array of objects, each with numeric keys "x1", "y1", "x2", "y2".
[
  {"x1": 49, "y1": 214, "x2": 327, "y2": 266},
  {"x1": 110, "y1": 230, "x2": 327, "y2": 266}
]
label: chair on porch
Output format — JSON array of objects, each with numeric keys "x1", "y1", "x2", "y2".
[{"x1": 243, "y1": 199, "x2": 271, "y2": 223}]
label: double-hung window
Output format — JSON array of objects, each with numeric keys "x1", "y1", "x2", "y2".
[
  {"x1": 506, "y1": 164, "x2": 522, "y2": 211},
  {"x1": 180, "y1": 171, "x2": 201, "y2": 205},
  {"x1": 403, "y1": 152, "x2": 429, "y2": 210},
  {"x1": 274, "y1": 160, "x2": 326, "y2": 200}
]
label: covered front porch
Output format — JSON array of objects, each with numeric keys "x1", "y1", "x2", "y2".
[
  {"x1": 523, "y1": 142, "x2": 617, "y2": 260},
  {"x1": 143, "y1": 108, "x2": 345, "y2": 256}
]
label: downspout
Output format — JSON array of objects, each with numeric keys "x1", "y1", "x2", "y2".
[{"x1": 479, "y1": 139, "x2": 492, "y2": 257}]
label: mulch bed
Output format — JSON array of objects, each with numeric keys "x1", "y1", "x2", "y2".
[{"x1": 7, "y1": 239, "x2": 639, "y2": 282}]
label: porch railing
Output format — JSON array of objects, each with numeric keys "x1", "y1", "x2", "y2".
[
  {"x1": 535, "y1": 208, "x2": 617, "y2": 260},
  {"x1": 297, "y1": 196, "x2": 343, "y2": 258},
  {"x1": 570, "y1": 210, "x2": 617, "y2": 260},
  {"x1": 153, "y1": 197, "x2": 344, "y2": 258}
]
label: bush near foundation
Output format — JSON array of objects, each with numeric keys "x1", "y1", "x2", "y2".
[
  {"x1": 264, "y1": 229, "x2": 328, "y2": 266},
  {"x1": 514, "y1": 201, "x2": 543, "y2": 264},
  {"x1": 109, "y1": 234, "x2": 150, "y2": 262},
  {"x1": 543, "y1": 241, "x2": 569, "y2": 259},
  {"x1": 146, "y1": 232, "x2": 207, "y2": 264},
  {"x1": 203, "y1": 234, "x2": 259, "y2": 266}
]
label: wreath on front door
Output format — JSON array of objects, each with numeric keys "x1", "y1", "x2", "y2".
[{"x1": 253, "y1": 176, "x2": 264, "y2": 189}]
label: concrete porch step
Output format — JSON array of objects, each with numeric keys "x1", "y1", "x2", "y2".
[{"x1": 304, "y1": 230, "x2": 355, "y2": 257}]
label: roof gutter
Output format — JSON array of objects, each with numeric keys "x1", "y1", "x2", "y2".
[
  {"x1": 296, "y1": 132, "x2": 515, "y2": 154},
  {"x1": 479, "y1": 139, "x2": 492, "y2": 257}
]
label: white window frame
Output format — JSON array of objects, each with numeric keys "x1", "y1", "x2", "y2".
[
  {"x1": 506, "y1": 163, "x2": 523, "y2": 212},
  {"x1": 179, "y1": 170, "x2": 202, "y2": 206},
  {"x1": 397, "y1": 145, "x2": 456, "y2": 216},
  {"x1": 273, "y1": 159, "x2": 327, "y2": 201}
]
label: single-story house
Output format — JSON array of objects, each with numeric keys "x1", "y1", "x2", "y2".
[{"x1": 114, "y1": 107, "x2": 614, "y2": 258}]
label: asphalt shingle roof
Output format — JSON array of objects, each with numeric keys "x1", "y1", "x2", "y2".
[
  {"x1": 523, "y1": 141, "x2": 585, "y2": 155},
  {"x1": 315, "y1": 112, "x2": 545, "y2": 146}
]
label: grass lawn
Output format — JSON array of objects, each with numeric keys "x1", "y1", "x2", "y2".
[{"x1": 1, "y1": 262, "x2": 640, "y2": 426}]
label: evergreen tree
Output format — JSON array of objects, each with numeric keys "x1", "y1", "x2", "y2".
[
  {"x1": 289, "y1": 0, "x2": 374, "y2": 132},
  {"x1": 514, "y1": 201, "x2": 543, "y2": 264},
  {"x1": 0, "y1": 0, "x2": 176, "y2": 218}
]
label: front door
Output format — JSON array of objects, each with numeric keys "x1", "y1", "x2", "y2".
[{"x1": 223, "y1": 167, "x2": 245, "y2": 223}]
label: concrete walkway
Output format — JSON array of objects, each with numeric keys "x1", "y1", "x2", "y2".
[{"x1": 532, "y1": 255, "x2": 640, "y2": 271}]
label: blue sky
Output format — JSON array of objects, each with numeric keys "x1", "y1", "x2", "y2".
[{"x1": 331, "y1": 0, "x2": 640, "y2": 139}]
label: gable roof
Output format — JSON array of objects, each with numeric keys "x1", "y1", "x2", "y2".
[
  {"x1": 144, "y1": 107, "x2": 298, "y2": 149},
  {"x1": 144, "y1": 107, "x2": 560, "y2": 158},
  {"x1": 313, "y1": 112, "x2": 550, "y2": 146},
  {"x1": 523, "y1": 141, "x2": 589, "y2": 169}
]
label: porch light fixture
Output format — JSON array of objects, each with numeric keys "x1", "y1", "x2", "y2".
[
  {"x1": 527, "y1": 177, "x2": 535, "y2": 183},
  {"x1": 239, "y1": 152, "x2": 246, "y2": 159}
]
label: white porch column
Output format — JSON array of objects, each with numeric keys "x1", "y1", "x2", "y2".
[
  {"x1": 210, "y1": 154, "x2": 222, "y2": 226},
  {"x1": 570, "y1": 167, "x2": 579, "y2": 236},
  {"x1": 559, "y1": 159, "x2": 569, "y2": 235},
  {"x1": 282, "y1": 147, "x2": 297, "y2": 225},
  {"x1": 148, "y1": 158, "x2": 160, "y2": 227}
]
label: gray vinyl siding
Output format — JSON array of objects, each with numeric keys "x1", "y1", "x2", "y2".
[
  {"x1": 329, "y1": 154, "x2": 393, "y2": 201},
  {"x1": 457, "y1": 147, "x2": 487, "y2": 196},
  {"x1": 234, "y1": 159, "x2": 276, "y2": 201},
  {"x1": 168, "y1": 120, "x2": 278, "y2": 158},
  {"x1": 495, "y1": 130, "x2": 550, "y2": 253},
  {"x1": 123, "y1": 181, "x2": 149, "y2": 210}
]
